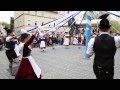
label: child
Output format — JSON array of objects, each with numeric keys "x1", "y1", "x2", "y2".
[{"x1": 15, "y1": 30, "x2": 42, "y2": 79}]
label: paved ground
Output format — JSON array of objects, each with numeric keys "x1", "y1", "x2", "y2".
[{"x1": 0, "y1": 45, "x2": 120, "y2": 79}]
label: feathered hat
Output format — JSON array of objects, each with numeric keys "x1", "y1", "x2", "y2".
[{"x1": 98, "y1": 13, "x2": 111, "y2": 29}]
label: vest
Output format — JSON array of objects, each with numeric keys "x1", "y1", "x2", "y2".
[
  {"x1": 5, "y1": 40, "x2": 15, "y2": 50},
  {"x1": 93, "y1": 34, "x2": 116, "y2": 67}
]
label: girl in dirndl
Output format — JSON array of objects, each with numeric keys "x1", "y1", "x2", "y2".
[
  {"x1": 63, "y1": 32, "x2": 70, "y2": 48},
  {"x1": 39, "y1": 36, "x2": 46, "y2": 52},
  {"x1": 15, "y1": 31, "x2": 42, "y2": 79},
  {"x1": 73, "y1": 35, "x2": 78, "y2": 45}
]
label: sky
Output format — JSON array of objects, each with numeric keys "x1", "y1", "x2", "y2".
[{"x1": 0, "y1": 11, "x2": 14, "y2": 24}]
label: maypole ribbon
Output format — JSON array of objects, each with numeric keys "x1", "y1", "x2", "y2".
[
  {"x1": 38, "y1": 11, "x2": 79, "y2": 29},
  {"x1": 41, "y1": 11, "x2": 78, "y2": 26},
  {"x1": 55, "y1": 11, "x2": 82, "y2": 30},
  {"x1": 55, "y1": 11, "x2": 81, "y2": 28},
  {"x1": 25, "y1": 11, "x2": 79, "y2": 33}
]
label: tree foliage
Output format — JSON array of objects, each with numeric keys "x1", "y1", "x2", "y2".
[
  {"x1": 110, "y1": 21, "x2": 120, "y2": 33},
  {"x1": 1, "y1": 22, "x2": 10, "y2": 29}
]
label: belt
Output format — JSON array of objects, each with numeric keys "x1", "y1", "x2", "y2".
[{"x1": 22, "y1": 56, "x2": 30, "y2": 59}]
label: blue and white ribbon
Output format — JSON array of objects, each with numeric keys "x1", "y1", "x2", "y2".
[{"x1": 85, "y1": 15, "x2": 92, "y2": 58}]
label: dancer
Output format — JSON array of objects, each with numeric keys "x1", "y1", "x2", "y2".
[
  {"x1": 15, "y1": 30, "x2": 42, "y2": 79},
  {"x1": 39, "y1": 35, "x2": 46, "y2": 52},
  {"x1": 5, "y1": 29, "x2": 18, "y2": 76},
  {"x1": 73, "y1": 34, "x2": 78, "y2": 45},
  {"x1": 51, "y1": 32, "x2": 56, "y2": 49},
  {"x1": 13, "y1": 36, "x2": 21, "y2": 63},
  {"x1": 87, "y1": 14, "x2": 120, "y2": 79},
  {"x1": 63, "y1": 32, "x2": 70, "y2": 48},
  {"x1": 0, "y1": 35, "x2": 3, "y2": 50}
]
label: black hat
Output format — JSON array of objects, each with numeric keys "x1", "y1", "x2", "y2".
[
  {"x1": 6, "y1": 29, "x2": 13, "y2": 34},
  {"x1": 20, "y1": 33, "x2": 30, "y2": 41},
  {"x1": 99, "y1": 13, "x2": 110, "y2": 20},
  {"x1": 99, "y1": 19, "x2": 111, "y2": 29},
  {"x1": 98, "y1": 13, "x2": 111, "y2": 29}
]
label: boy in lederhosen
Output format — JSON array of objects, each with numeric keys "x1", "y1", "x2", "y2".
[{"x1": 5, "y1": 29, "x2": 18, "y2": 76}]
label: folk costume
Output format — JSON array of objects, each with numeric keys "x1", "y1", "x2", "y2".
[
  {"x1": 63, "y1": 32, "x2": 70, "y2": 46},
  {"x1": 87, "y1": 14, "x2": 118, "y2": 79},
  {"x1": 15, "y1": 33, "x2": 42, "y2": 79},
  {"x1": 5, "y1": 29, "x2": 18, "y2": 75}
]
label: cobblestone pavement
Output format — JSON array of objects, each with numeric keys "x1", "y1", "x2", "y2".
[{"x1": 0, "y1": 45, "x2": 120, "y2": 79}]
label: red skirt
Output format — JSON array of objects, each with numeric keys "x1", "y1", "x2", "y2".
[{"x1": 15, "y1": 58, "x2": 41, "y2": 79}]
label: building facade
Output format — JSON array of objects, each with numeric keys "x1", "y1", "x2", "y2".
[
  {"x1": 14, "y1": 11, "x2": 101, "y2": 34},
  {"x1": 14, "y1": 11, "x2": 60, "y2": 34}
]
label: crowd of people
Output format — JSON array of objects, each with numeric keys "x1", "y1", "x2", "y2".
[
  {"x1": 0, "y1": 28, "x2": 88, "y2": 79},
  {"x1": 2, "y1": 28, "x2": 119, "y2": 52},
  {"x1": 30, "y1": 30, "x2": 87, "y2": 50},
  {"x1": 1, "y1": 14, "x2": 120, "y2": 79}
]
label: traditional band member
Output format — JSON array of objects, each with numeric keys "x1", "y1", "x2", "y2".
[{"x1": 15, "y1": 30, "x2": 42, "y2": 79}]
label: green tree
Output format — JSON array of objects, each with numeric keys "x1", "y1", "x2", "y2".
[
  {"x1": 1, "y1": 21, "x2": 10, "y2": 29},
  {"x1": 110, "y1": 21, "x2": 120, "y2": 33}
]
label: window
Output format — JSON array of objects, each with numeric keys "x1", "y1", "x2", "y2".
[{"x1": 35, "y1": 21, "x2": 37, "y2": 26}]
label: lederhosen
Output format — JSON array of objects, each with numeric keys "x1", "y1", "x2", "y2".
[
  {"x1": 93, "y1": 34, "x2": 116, "y2": 79},
  {"x1": 5, "y1": 38, "x2": 17, "y2": 63}
]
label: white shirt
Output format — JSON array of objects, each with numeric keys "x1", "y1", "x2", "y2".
[
  {"x1": 6, "y1": 36, "x2": 13, "y2": 42},
  {"x1": 86, "y1": 32, "x2": 120, "y2": 56}
]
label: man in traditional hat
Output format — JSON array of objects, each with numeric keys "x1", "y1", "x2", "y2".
[
  {"x1": 87, "y1": 14, "x2": 120, "y2": 79},
  {"x1": 5, "y1": 29, "x2": 18, "y2": 76}
]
